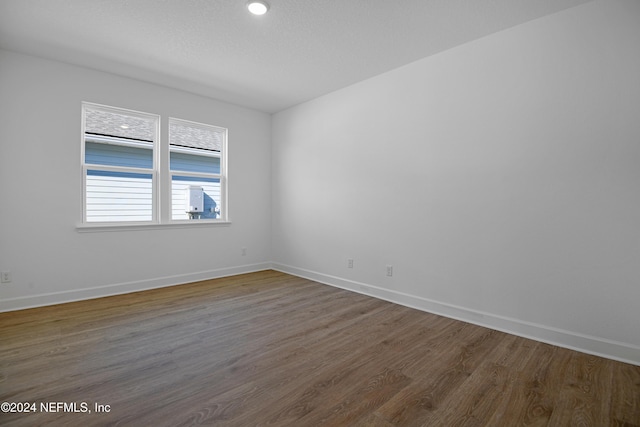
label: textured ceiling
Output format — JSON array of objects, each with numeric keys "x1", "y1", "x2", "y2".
[{"x1": 0, "y1": 0, "x2": 592, "y2": 113}]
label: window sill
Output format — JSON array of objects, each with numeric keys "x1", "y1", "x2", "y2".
[{"x1": 76, "y1": 220, "x2": 231, "y2": 233}]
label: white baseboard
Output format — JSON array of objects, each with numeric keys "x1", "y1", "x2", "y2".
[
  {"x1": 4, "y1": 262, "x2": 638, "y2": 366},
  {"x1": 272, "y1": 263, "x2": 640, "y2": 366},
  {"x1": 0, "y1": 263, "x2": 272, "y2": 313}
]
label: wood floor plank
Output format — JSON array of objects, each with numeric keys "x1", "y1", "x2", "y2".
[
  {"x1": 373, "y1": 326, "x2": 506, "y2": 425},
  {"x1": 420, "y1": 334, "x2": 538, "y2": 426},
  {"x1": 548, "y1": 352, "x2": 614, "y2": 426},
  {"x1": 1, "y1": 270, "x2": 638, "y2": 426},
  {"x1": 610, "y1": 363, "x2": 640, "y2": 426}
]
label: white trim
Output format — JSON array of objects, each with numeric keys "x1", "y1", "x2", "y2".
[
  {"x1": 220, "y1": 126, "x2": 228, "y2": 221},
  {"x1": 170, "y1": 171, "x2": 221, "y2": 180},
  {"x1": 0, "y1": 263, "x2": 271, "y2": 313},
  {"x1": 76, "y1": 220, "x2": 231, "y2": 232},
  {"x1": 170, "y1": 145, "x2": 220, "y2": 157},
  {"x1": 84, "y1": 163, "x2": 156, "y2": 175},
  {"x1": 271, "y1": 263, "x2": 640, "y2": 366}
]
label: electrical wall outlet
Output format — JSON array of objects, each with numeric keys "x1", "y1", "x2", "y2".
[
  {"x1": 386, "y1": 265, "x2": 393, "y2": 277},
  {"x1": 347, "y1": 258, "x2": 354, "y2": 268},
  {"x1": 1, "y1": 271, "x2": 11, "y2": 283}
]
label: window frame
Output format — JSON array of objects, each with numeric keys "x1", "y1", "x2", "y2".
[
  {"x1": 79, "y1": 102, "x2": 229, "y2": 231},
  {"x1": 167, "y1": 117, "x2": 228, "y2": 223}
]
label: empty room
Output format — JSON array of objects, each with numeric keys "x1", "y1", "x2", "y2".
[{"x1": 1, "y1": 0, "x2": 639, "y2": 425}]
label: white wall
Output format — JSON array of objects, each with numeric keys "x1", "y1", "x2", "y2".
[
  {"x1": 1, "y1": 0, "x2": 638, "y2": 365},
  {"x1": 272, "y1": 0, "x2": 640, "y2": 364},
  {"x1": 0, "y1": 49, "x2": 272, "y2": 310}
]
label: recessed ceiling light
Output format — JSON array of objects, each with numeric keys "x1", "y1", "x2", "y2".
[
  {"x1": 247, "y1": 0, "x2": 269, "y2": 15},
  {"x1": 120, "y1": 124, "x2": 130, "y2": 129}
]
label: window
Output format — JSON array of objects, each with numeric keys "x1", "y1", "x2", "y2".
[
  {"x1": 81, "y1": 103, "x2": 227, "y2": 225},
  {"x1": 169, "y1": 118, "x2": 226, "y2": 220},
  {"x1": 82, "y1": 104, "x2": 158, "y2": 223}
]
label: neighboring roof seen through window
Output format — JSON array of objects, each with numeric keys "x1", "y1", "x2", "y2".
[
  {"x1": 84, "y1": 108, "x2": 155, "y2": 142},
  {"x1": 170, "y1": 120, "x2": 223, "y2": 152}
]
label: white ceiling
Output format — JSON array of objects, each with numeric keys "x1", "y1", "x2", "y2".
[{"x1": 0, "y1": 0, "x2": 592, "y2": 113}]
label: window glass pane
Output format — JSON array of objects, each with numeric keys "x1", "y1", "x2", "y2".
[
  {"x1": 82, "y1": 103, "x2": 157, "y2": 223},
  {"x1": 81, "y1": 104, "x2": 228, "y2": 225},
  {"x1": 170, "y1": 151, "x2": 220, "y2": 174},
  {"x1": 169, "y1": 120, "x2": 223, "y2": 152},
  {"x1": 85, "y1": 108, "x2": 156, "y2": 142},
  {"x1": 85, "y1": 141, "x2": 153, "y2": 169},
  {"x1": 171, "y1": 175, "x2": 221, "y2": 220},
  {"x1": 86, "y1": 170, "x2": 153, "y2": 222}
]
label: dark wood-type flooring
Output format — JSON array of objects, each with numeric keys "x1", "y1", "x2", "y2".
[{"x1": 1, "y1": 270, "x2": 639, "y2": 426}]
